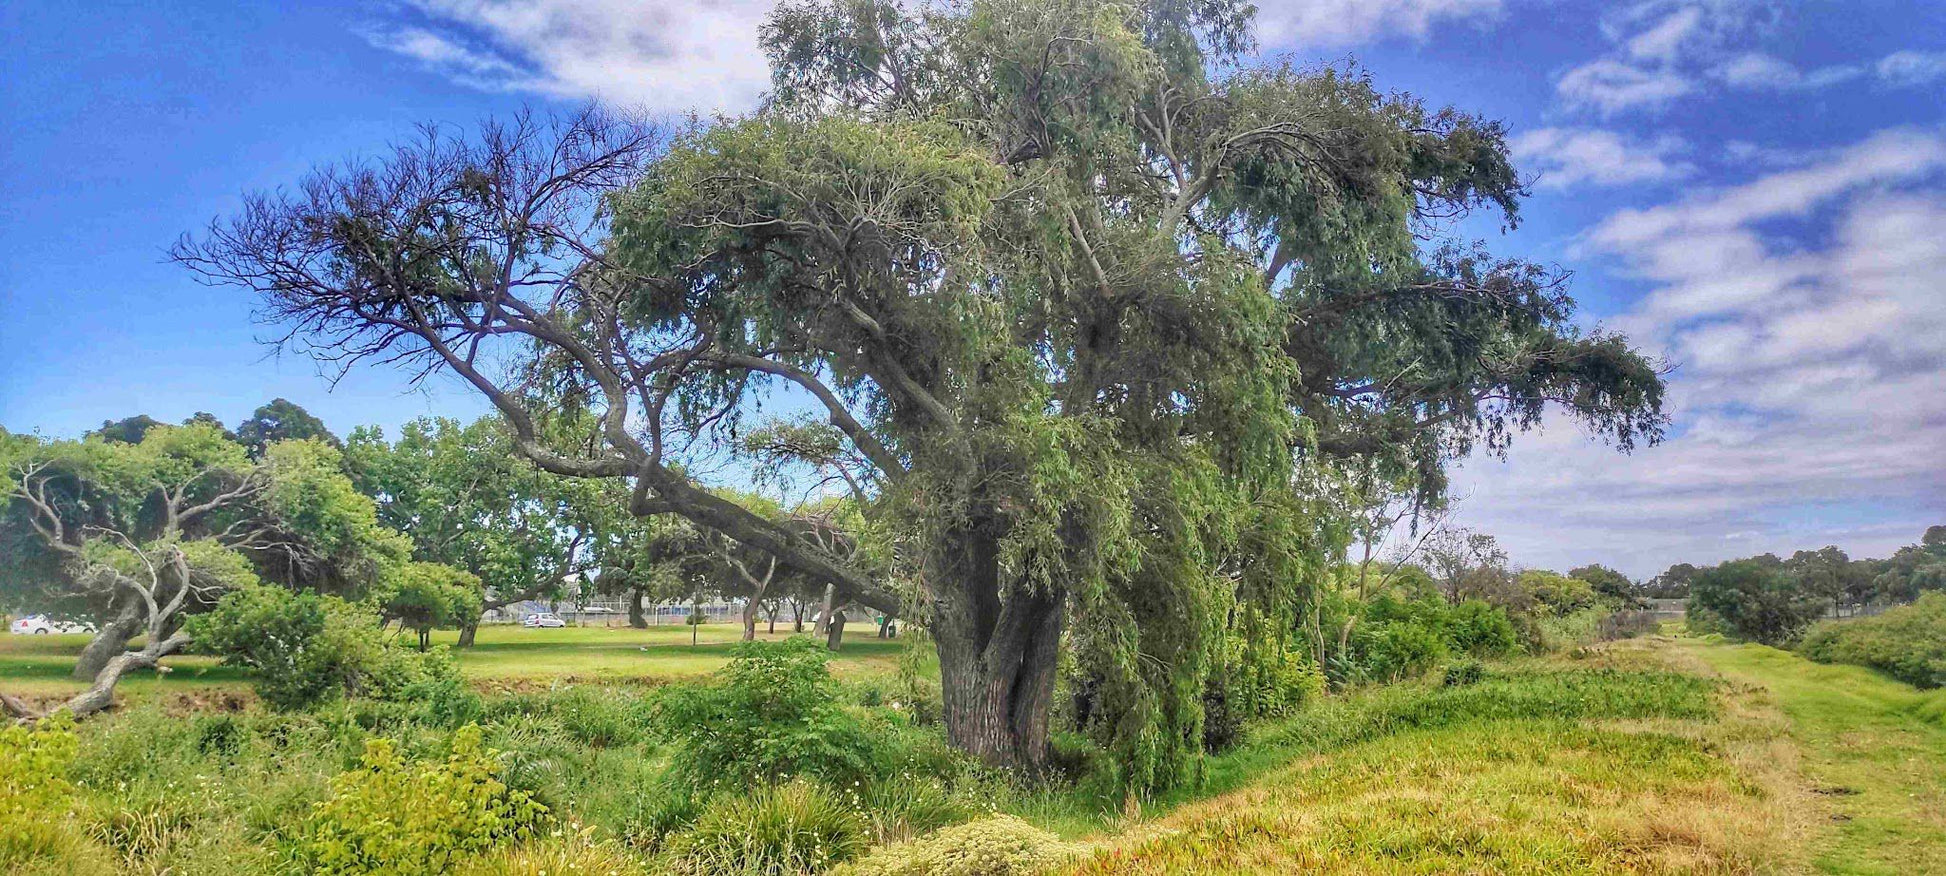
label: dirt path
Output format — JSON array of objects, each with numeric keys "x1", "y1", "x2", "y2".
[{"x1": 1682, "y1": 640, "x2": 1946, "y2": 875}]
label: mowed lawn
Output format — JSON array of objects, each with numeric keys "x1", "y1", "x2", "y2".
[{"x1": 0, "y1": 623, "x2": 907, "y2": 699}]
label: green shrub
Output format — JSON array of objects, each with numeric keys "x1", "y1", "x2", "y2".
[
  {"x1": 1444, "y1": 600, "x2": 1519, "y2": 657},
  {"x1": 1357, "y1": 621, "x2": 1449, "y2": 683},
  {"x1": 1799, "y1": 593, "x2": 1946, "y2": 688},
  {"x1": 363, "y1": 645, "x2": 483, "y2": 727},
  {"x1": 189, "y1": 586, "x2": 384, "y2": 710},
  {"x1": 835, "y1": 815, "x2": 1077, "y2": 876},
  {"x1": 305, "y1": 724, "x2": 546, "y2": 875},
  {"x1": 658, "y1": 638, "x2": 877, "y2": 788},
  {"x1": 858, "y1": 777, "x2": 972, "y2": 843},
  {"x1": 1442, "y1": 658, "x2": 1485, "y2": 687},
  {"x1": 1203, "y1": 636, "x2": 1325, "y2": 751},
  {"x1": 661, "y1": 781, "x2": 866, "y2": 876}
]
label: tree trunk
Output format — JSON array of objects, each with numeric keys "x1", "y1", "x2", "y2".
[
  {"x1": 741, "y1": 598, "x2": 760, "y2": 642},
  {"x1": 929, "y1": 529, "x2": 1066, "y2": 773},
  {"x1": 766, "y1": 604, "x2": 778, "y2": 635},
  {"x1": 934, "y1": 585, "x2": 1065, "y2": 772},
  {"x1": 629, "y1": 587, "x2": 647, "y2": 629},
  {"x1": 457, "y1": 621, "x2": 479, "y2": 648},
  {"x1": 74, "y1": 605, "x2": 142, "y2": 680},
  {"x1": 792, "y1": 602, "x2": 804, "y2": 633},
  {"x1": 825, "y1": 610, "x2": 846, "y2": 651},
  {"x1": 814, "y1": 582, "x2": 836, "y2": 636}
]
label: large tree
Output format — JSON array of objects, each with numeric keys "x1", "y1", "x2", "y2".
[{"x1": 175, "y1": 0, "x2": 1663, "y2": 779}]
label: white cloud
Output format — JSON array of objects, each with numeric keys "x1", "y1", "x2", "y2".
[
  {"x1": 1556, "y1": 59, "x2": 1694, "y2": 115},
  {"x1": 1713, "y1": 52, "x2": 1863, "y2": 90},
  {"x1": 1252, "y1": 0, "x2": 1503, "y2": 47},
  {"x1": 1509, "y1": 127, "x2": 1691, "y2": 189},
  {"x1": 1452, "y1": 130, "x2": 1946, "y2": 575},
  {"x1": 1624, "y1": 6, "x2": 1705, "y2": 62},
  {"x1": 364, "y1": 0, "x2": 777, "y2": 113},
  {"x1": 1877, "y1": 50, "x2": 1946, "y2": 87}
]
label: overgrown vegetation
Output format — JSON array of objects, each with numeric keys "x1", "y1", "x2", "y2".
[{"x1": 1799, "y1": 592, "x2": 1946, "y2": 688}]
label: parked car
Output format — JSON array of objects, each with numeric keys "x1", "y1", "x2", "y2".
[
  {"x1": 521, "y1": 613, "x2": 567, "y2": 628},
  {"x1": 9, "y1": 615, "x2": 96, "y2": 635}
]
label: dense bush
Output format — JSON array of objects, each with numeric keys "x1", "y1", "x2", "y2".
[
  {"x1": 189, "y1": 586, "x2": 381, "y2": 710},
  {"x1": 1444, "y1": 600, "x2": 1520, "y2": 657},
  {"x1": 836, "y1": 815, "x2": 1078, "y2": 876},
  {"x1": 658, "y1": 638, "x2": 878, "y2": 788},
  {"x1": 661, "y1": 781, "x2": 867, "y2": 876},
  {"x1": 1203, "y1": 636, "x2": 1326, "y2": 750},
  {"x1": 1799, "y1": 593, "x2": 1946, "y2": 688},
  {"x1": 1687, "y1": 559, "x2": 1827, "y2": 645},
  {"x1": 305, "y1": 725, "x2": 545, "y2": 875}
]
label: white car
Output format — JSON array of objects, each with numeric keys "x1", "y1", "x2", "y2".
[
  {"x1": 521, "y1": 613, "x2": 567, "y2": 628},
  {"x1": 9, "y1": 615, "x2": 96, "y2": 635}
]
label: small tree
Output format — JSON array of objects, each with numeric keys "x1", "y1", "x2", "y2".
[{"x1": 374, "y1": 562, "x2": 484, "y2": 651}]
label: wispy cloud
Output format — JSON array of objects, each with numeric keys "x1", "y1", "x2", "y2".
[
  {"x1": 1453, "y1": 129, "x2": 1946, "y2": 575},
  {"x1": 1510, "y1": 127, "x2": 1692, "y2": 189},
  {"x1": 362, "y1": 0, "x2": 777, "y2": 113},
  {"x1": 1252, "y1": 0, "x2": 1503, "y2": 47},
  {"x1": 1876, "y1": 50, "x2": 1946, "y2": 87}
]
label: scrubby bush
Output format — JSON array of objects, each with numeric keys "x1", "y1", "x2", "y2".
[
  {"x1": 1444, "y1": 599, "x2": 1520, "y2": 657},
  {"x1": 1357, "y1": 620, "x2": 1449, "y2": 683},
  {"x1": 661, "y1": 781, "x2": 866, "y2": 876},
  {"x1": 658, "y1": 638, "x2": 877, "y2": 788},
  {"x1": 305, "y1": 725, "x2": 546, "y2": 875},
  {"x1": 857, "y1": 777, "x2": 972, "y2": 843},
  {"x1": 1799, "y1": 593, "x2": 1946, "y2": 688},
  {"x1": 1443, "y1": 658, "x2": 1485, "y2": 687},
  {"x1": 1687, "y1": 559, "x2": 1826, "y2": 645},
  {"x1": 1203, "y1": 636, "x2": 1325, "y2": 750},
  {"x1": 189, "y1": 586, "x2": 382, "y2": 710},
  {"x1": 835, "y1": 815, "x2": 1078, "y2": 876}
]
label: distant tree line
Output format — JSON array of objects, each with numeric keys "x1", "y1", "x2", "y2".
[{"x1": 1660, "y1": 527, "x2": 1946, "y2": 645}]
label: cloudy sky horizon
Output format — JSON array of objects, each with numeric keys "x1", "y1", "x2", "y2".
[{"x1": 4, "y1": 0, "x2": 1943, "y2": 577}]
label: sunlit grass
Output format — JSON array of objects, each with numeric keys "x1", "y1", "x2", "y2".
[{"x1": 1052, "y1": 641, "x2": 1816, "y2": 874}]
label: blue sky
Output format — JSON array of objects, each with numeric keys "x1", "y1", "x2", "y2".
[{"x1": 3, "y1": 0, "x2": 1943, "y2": 576}]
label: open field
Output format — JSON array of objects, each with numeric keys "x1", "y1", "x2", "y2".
[{"x1": 0, "y1": 624, "x2": 907, "y2": 699}]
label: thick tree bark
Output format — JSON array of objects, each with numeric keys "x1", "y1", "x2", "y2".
[
  {"x1": 457, "y1": 621, "x2": 479, "y2": 647},
  {"x1": 628, "y1": 587, "x2": 647, "y2": 629},
  {"x1": 930, "y1": 529, "x2": 1067, "y2": 772},
  {"x1": 74, "y1": 605, "x2": 142, "y2": 680}
]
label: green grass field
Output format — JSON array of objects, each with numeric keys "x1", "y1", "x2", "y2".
[
  {"x1": 0, "y1": 623, "x2": 907, "y2": 700},
  {"x1": 1682, "y1": 640, "x2": 1946, "y2": 875},
  {"x1": 1063, "y1": 636, "x2": 1946, "y2": 874}
]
